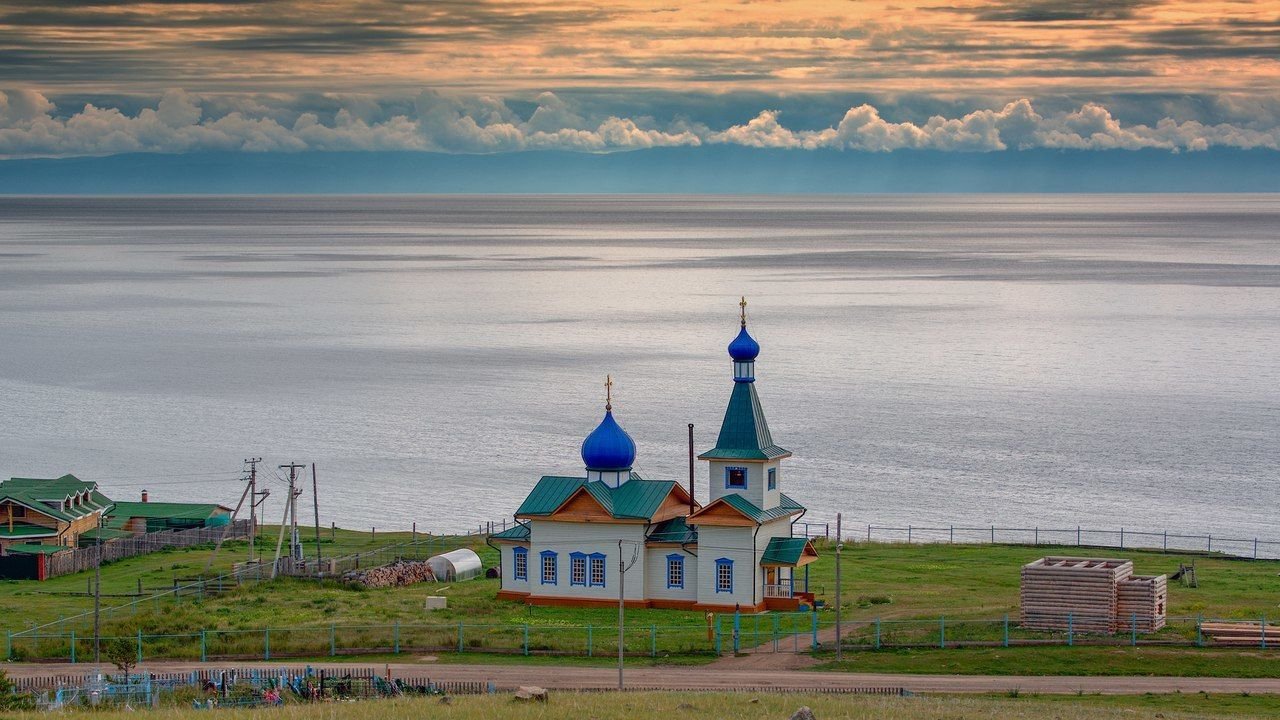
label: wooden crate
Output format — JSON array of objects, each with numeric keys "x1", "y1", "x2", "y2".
[
  {"x1": 1020, "y1": 556, "x2": 1134, "y2": 633},
  {"x1": 1116, "y1": 574, "x2": 1168, "y2": 632}
]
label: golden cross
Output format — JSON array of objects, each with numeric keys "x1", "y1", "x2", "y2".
[
  {"x1": 739, "y1": 296, "x2": 748, "y2": 326},
  {"x1": 605, "y1": 374, "x2": 613, "y2": 411}
]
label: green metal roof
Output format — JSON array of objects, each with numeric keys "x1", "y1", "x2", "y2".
[
  {"x1": 715, "y1": 492, "x2": 805, "y2": 525},
  {"x1": 698, "y1": 382, "x2": 790, "y2": 461},
  {"x1": 0, "y1": 475, "x2": 112, "y2": 523},
  {"x1": 108, "y1": 502, "x2": 228, "y2": 521},
  {"x1": 0, "y1": 525, "x2": 57, "y2": 539},
  {"x1": 490, "y1": 522, "x2": 531, "y2": 541},
  {"x1": 646, "y1": 516, "x2": 697, "y2": 544},
  {"x1": 515, "y1": 475, "x2": 680, "y2": 521},
  {"x1": 78, "y1": 527, "x2": 132, "y2": 542},
  {"x1": 3, "y1": 543, "x2": 72, "y2": 555},
  {"x1": 761, "y1": 536, "x2": 812, "y2": 565}
]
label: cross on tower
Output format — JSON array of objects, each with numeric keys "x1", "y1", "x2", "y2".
[
  {"x1": 739, "y1": 296, "x2": 748, "y2": 326},
  {"x1": 605, "y1": 374, "x2": 613, "y2": 411}
]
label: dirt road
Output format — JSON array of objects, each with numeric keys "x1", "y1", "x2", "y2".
[{"x1": 6, "y1": 661, "x2": 1280, "y2": 695}]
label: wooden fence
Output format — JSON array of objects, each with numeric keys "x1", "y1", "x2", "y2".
[{"x1": 43, "y1": 520, "x2": 252, "y2": 579}]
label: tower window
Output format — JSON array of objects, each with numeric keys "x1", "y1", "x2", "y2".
[
  {"x1": 570, "y1": 552, "x2": 587, "y2": 586},
  {"x1": 589, "y1": 553, "x2": 606, "y2": 587},
  {"x1": 725, "y1": 467, "x2": 747, "y2": 490},
  {"x1": 767, "y1": 468, "x2": 777, "y2": 490},
  {"x1": 715, "y1": 557, "x2": 734, "y2": 593},
  {"x1": 666, "y1": 554, "x2": 684, "y2": 589},
  {"x1": 540, "y1": 550, "x2": 557, "y2": 585},
  {"x1": 512, "y1": 547, "x2": 528, "y2": 581}
]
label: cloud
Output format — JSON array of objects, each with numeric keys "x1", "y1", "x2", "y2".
[{"x1": 0, "y1": 89, "x2": 1277, "y2": 159}]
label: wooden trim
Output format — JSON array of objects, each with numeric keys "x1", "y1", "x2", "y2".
[
  {"x1": 692, "y1": 601, "x2": 767, "y2": 614},
  {"x1": 648, "y1": 598, "x2": 698, "y2": 611},
  {"x1": 526, "y1": 594, "x2": 652, "y2": 609},
  {"x1": 687, "y1": 498, "x2": 756, "y2": 526},
  {"x1": 496, "y1": 590, "x2": 530, "y2": 602},
  {"x1": 764, "y1": 597, "x2": 800, "y2": 612}
]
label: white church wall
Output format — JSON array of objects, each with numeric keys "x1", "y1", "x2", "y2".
[
  {"x1": 644, "y1": 546, "x2": 698, "y2": 603},
  {"x1": 528, "y1": 520, "x2": 648, "y2": 602},
  {"x1": 708, "y1": 460, "x2": 769, "y2": 509},
  {"x1": 695, "y1": 525, "x2": 759, "y2": 608},
  {"x1": 499, "y1": 544, "x2": 531, "y2": 594}
]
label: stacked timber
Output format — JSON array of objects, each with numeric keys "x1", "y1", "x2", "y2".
[
  {"x1": 1202, "y1": 621, "x2": 1280, "y2": 647},
  {"x1": 343, "y1": 559, "x2": 436, "y2": 588},
  {"x1": 1020, "y1": 557, "x2": 1134, "y2": 633},
  {"x1": 1116, "y1": 575, "x2": 1168, "y2": 632}
]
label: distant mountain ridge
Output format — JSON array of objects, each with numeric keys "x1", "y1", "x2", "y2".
[{"x1": 1, "y1": 147, "x2": 1277, "y2": 194}]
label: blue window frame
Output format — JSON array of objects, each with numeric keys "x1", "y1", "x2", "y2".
[
  {"x1": 724, "y1": 467, "x2": 747, "y2": 490},
  {"x1": 589, "y1": 552, "x2": 606, "y2": 587},
  {"x1": 569, "y1": 552, "x2": 587, "y2": 586},
  {"x1": 666, "y1": 553, "x2": 684, "y2": 589},
  {"x1": 512, "y1": 546, "x2": 528, "y2": 581},
  {"x1": 767, "y1": 468, "x2": 777, "y2": 490},
  {"x1": 540, "y1": 550, "x2": 557, "y2": 585},
  {"x1": 715, "y1": 557, "x2": 733, "y2": 594}
]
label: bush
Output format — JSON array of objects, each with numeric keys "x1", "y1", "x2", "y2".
[{"x1": 0, "y1": 669, "x2": 35, "y2": 711}]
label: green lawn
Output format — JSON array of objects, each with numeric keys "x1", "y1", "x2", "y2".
[
  {"x1": 4, "y1": 536, "x2": 1278, "y2": 673},
  {"x1": 6, "y1": 691, "x2": 1280, "y2": 720}
]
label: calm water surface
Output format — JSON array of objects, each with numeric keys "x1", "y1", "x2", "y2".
[{"x1": 0, "y1": 195, "x2": 1276, "y2": 538}]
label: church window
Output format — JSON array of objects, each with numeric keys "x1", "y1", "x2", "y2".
[
  {"x1": 540, "y1": 550, "x2": 557, "y2": 585},
  {"x1": 589, "y1": 553, "x2": 606, "y2": 587},
  {"x1": 725, "y1": 467, "x2": 747, "y2": 489},
  {"x1": 767, "y1": 468, "x2": 777, "y2": 490},
  {"x1": 512, "y1": 547, "x2": 528, "y2": 581},
  {"x1": 570, "y1": 552, "x2": 587, "y2": 586},
  {"x1": 666, "y1": 554, "x2": 684, "y2": 589},
  {"x1": 715, "y1": 557, "x2": 734, "y2": 593}
]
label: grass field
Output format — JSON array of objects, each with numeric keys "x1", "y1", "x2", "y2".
[
  {"x1": 6, "y1": 691, "x2": 1280, "y2": 720},
  {"x1": 3, "y1": 533, "x2": 1278, "y2": 675}
]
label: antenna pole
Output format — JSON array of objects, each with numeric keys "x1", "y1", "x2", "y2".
[
  {"x1": 687, "y1": 423, "x2": 695, "y2": 514},
  {"x1": 311, "y1": 463, "x2": 322, "y2": 570}
]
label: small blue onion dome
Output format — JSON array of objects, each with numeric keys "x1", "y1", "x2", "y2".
[
  {"x1": 728, "y1": 325, "x2": 760, "y2": 362},
  {"x1": 581, "y1": 409, "x2": 637, "y2": 470}
]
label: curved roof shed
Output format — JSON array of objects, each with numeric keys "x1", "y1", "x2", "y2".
[{"x1": 427, "y1": 548, "x2": 483, "y2": 582}]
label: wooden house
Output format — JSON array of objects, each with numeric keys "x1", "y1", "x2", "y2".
[{"x1": 0, "y1": 475, "x2": 112, "y2": 553}]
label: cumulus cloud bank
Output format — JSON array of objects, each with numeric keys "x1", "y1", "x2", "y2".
[{"x1": 1, "y1": 89, "x2": 1277, "y2": 158}]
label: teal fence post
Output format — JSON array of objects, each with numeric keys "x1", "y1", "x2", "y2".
[
  {"x1": 1196, "y1": 615, "x2": 1203, "y2": 647},
  {"x1": 809, "y1": 611, "x2": 817, "y2": 650},
  {"x1": 457, "y1": 622, "x2": 463, "y2": 653},
  {"x1": 875, "y1": 618, "x2": 881, "y2": 650},
  {"x1": 394, "y1": 622, "x2": 400, "y2": 655},
  {"x1": 330, "y1": 625, "x2": 336, "y2": 657},
  {"x1": 1068, "y1": 613, "x2": 1074, "y2": 646},
  {"x1": 1131, "y1": 613, "x2": 1138, "y2": 647},
  {"x1": 1003, "y1": 615, "x2": 1009, "y2": 648},
  {"x1": 773, "y1": 614, "x2": 780, "y2": 652},
  {"x1": 70, "y1": 630, "x2": 76, "y2": 664},
  {"x1": 523, "y1": 625, "x2": 529, "y2": 656},
  {"x1": 263, "y1": 628, "x2": 269, "y2": 661},
  {"x1": 587, "y1": 625, "x2": 593, "y2": 657},
  {"x1": 939, "y1": 616, "x2": 946, "y2": 649},
  {"x1": 714, "y1": 616, "x2": 722, "y2": 655},
  {"x1": 650, "y1": 625, "x2": 657, "y2": 658},
  {"x1": 137, "y1": 628, "x2": 143, "y2": 665},
  {"x1": 200, "y1": 630, "x2": 207, "y2": 662}
]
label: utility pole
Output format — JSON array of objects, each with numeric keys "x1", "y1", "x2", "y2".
[
  {"x1": 271, "y1": 463, "x2": 304, "y2": 579},
  {"x1": 616, "y1": 539, "x2": 639, "y2": 690},
  {"x1": 93, "y1": 512, "x2": 103, "y2": 664},
  {"x1": 245, "y1": 458, "x2": 261, "y2": 562},
  {"x1": 835, "y1": 512, "x2": 843, "y2": 662},
  {"x1": 311, "y1": 463, "x2": 322, "y2": 569}
]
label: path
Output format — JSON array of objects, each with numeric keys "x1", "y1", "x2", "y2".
[{"x1": 7, "y1": 661, "x2": 1280, "y2": 695}]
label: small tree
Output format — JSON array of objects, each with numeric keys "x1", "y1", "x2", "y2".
[
  {"x1": 104, "y1": 637, "x2": 138, "y2": 679},
  {"x1": 0, "y1": 669, "x2": 35, "y2": 711}
]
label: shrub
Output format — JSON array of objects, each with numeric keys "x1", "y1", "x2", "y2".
[{"x1": 0, "y1": 669, "x2": 35, "y2": 711}]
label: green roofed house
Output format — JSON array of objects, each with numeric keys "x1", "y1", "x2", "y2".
[
  {"x1": 0, "y1": 475, "x2": 113, "y2": 554},
  {"x1": 106, "y1": 494, "x2": 232, "y2": 535},
  {"x1": 492, "y1": 299, "x2": 817, "y2": 612}
]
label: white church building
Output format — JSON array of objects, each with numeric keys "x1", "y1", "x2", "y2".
[{"x1": 491, "y1": 301, "x2": 818, "y2": 612}]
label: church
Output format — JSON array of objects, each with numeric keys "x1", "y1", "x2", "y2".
[{"x1": 491, "y1": 300, "x2": 818, "y2": 612}]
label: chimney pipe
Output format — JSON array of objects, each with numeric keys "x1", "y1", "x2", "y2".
[
  {"x1": 687, "y1": 423, "x2": 695, "y2": 515},
  {"x1": 141, "y1": 490, "x2": 149, "y2": 503}
]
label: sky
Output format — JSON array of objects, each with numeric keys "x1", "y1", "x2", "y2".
[{"x1": 1, "y1": 0, "x2": 1279, "y2": 160}]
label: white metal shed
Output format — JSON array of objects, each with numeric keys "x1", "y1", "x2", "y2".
[{"x1": 427, "y1": 548, "x2": 483, "y2": 582}]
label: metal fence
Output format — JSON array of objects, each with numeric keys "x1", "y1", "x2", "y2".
[
  {"x1": 41, "y1": 520, "x2": 253, "y2": 579},
  {"x1": 8, "y1": 612, "x2": 1278, "y2": 663},
  {"x1": 846, "y1": 523, "x2": 1280, "y2": 560}
]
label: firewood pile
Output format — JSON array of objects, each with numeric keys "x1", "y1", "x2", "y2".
[
  {"x1": 1202, "y1": 621, "x2": 1280, "y2": 647},
  {"x1": 343, "y1": 559, "x2": 436, "y2": 588},
  {"x1": 1116, "y1": 574, "x2": 1168, "y2": 632},
  {"x1": 1020, "y1": 557, "x2": 1134, "y2": 634}
]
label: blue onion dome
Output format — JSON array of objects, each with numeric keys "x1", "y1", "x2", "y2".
[
  {"x1": 728, "y1": 324, "x2": 760, "y2": 361},
  {"x1": 581, "y1": 409, "x2": 637, "y2": 470}
]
